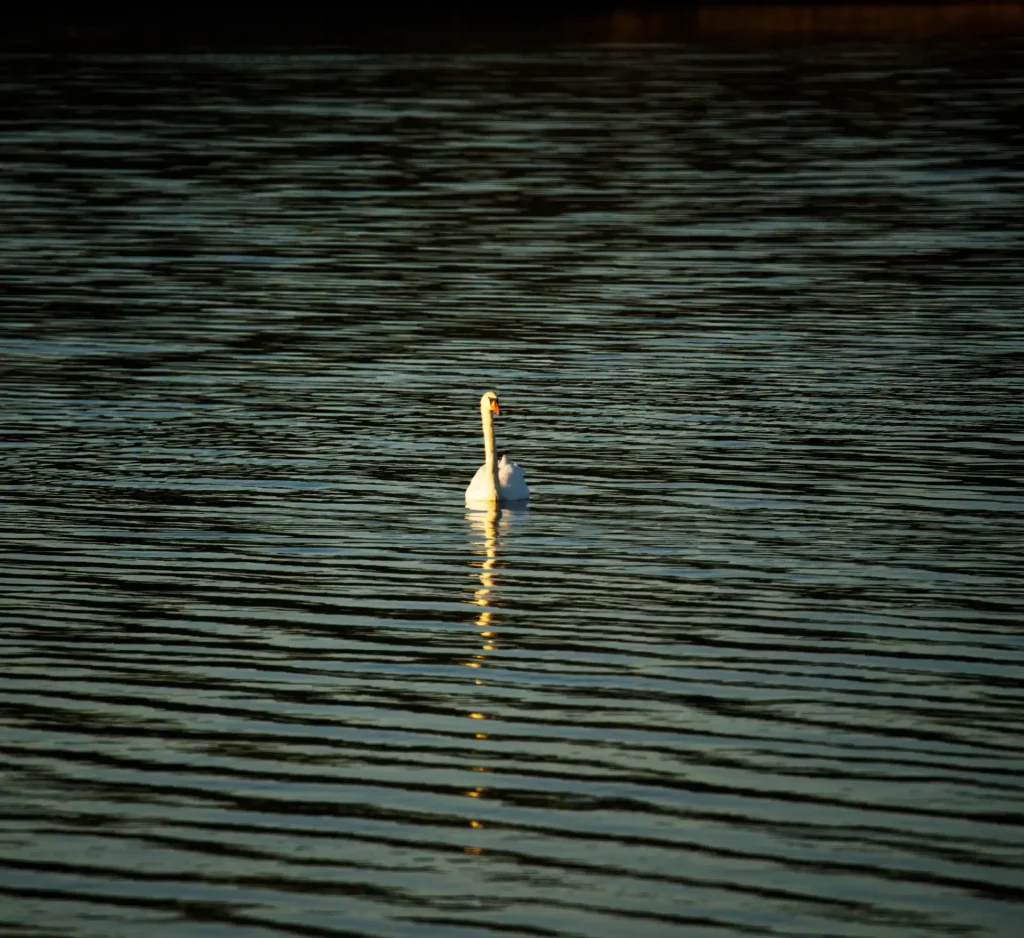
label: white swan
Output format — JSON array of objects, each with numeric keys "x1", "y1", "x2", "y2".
[{"x1": 465, "y1": 390, "x2": 530, "y2": 506}]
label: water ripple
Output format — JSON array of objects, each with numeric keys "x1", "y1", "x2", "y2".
[{"x1": 2, "y1": 36, "x2": 1024, "y2": 938}]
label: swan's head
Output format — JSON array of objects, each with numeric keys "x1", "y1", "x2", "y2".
[{"x1": 480, "y1": 390, "x2": 500, "y2": 416}]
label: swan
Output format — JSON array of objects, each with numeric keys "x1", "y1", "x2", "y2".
[{"x1": 465, "y1": 390, "x2": 530, "y2": 506}]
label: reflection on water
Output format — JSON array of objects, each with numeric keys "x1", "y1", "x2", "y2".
[
  {"x1": 1, "y1": 30, "x2": 1024, "y2": 938},
  {"x1": 464, "y1": 504, "x2": 528, "y2": 691},
  {"x1": 462, "y1": 506, "x2": 514, "y2": 847},
  {"x1": 466, "y1": 504, "x2": 505, "y2": 652}
]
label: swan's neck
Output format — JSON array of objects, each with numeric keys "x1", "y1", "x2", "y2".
[{"x1": 481, "y1": 407, "x2": 499, "y2": 499}]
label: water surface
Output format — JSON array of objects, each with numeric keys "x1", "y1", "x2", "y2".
[{"x1": 1, "y1": 36, "x2": 1023, "y2": 938}]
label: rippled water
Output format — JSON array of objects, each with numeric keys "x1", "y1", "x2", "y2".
[{"x1": 2, "y1": 34, "x2": 1024, "y2": 938}]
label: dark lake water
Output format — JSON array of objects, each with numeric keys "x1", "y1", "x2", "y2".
[{"x1": 2, "y1": 30, "x2": 1023, "y2": 938}]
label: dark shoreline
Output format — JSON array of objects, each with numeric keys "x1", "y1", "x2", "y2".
[{"x1": 4, "y1": 3, "x2": 1024, "y2": 52}]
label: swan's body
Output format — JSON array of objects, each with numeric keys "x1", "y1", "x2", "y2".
[
  {"x1": 466, "y1": 453, "x2": 530, "y2": 503},
  {"x1": 465, "y1": 390, "x2": 530, "y2": 506}
]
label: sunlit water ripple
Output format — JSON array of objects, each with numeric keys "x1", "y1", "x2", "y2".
[{"x1": 1, "y1": 37, "x2": 1023, "y2": 938}]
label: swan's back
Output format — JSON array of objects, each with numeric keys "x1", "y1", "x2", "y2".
[{"x1": 498, "y1": 454, "x2": 529, "y2": 502}]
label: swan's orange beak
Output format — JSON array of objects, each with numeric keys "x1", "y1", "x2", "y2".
[{"x1": 490, "y1": 400, "x2": 501, "y2": 415}]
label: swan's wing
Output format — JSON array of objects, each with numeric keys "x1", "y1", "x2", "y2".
[
  {"x1": 465, "y1": 463, "x2": 493, "y2": 502},
  {"x1": 498, "y1": 454, "x2": 530, "y2": 501}
]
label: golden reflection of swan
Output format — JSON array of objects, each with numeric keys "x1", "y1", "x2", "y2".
[
  {"x1": 469, "y1": 505, "x2": 500, "y2": 640},
  {"x1": 461, "y1": 503, "x2": 526, "y2": 853}
]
